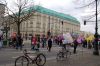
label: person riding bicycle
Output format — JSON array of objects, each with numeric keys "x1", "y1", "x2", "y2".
[{"x1": 62, "y1": 39, "x2": 68, "y2": 50}]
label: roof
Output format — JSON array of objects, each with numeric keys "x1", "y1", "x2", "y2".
[{"x1": 24, "y1": 5, "x2": 80, "y2": 24}]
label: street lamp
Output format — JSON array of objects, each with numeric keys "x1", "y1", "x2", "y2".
[
  {"x1": 93, "y1": 0, "x2": 99, "y2": 55},
  {"x1": 47, "y1": 16, "x2": 51, "y2": 37},
  {"x1": 62, "y1": 21, "x2": 63, "y2": 34},
  {"x1": 84, "y1": 0, "x2": 99, "y2": 55}
]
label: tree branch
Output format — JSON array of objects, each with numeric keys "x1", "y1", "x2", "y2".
[{"x1": 75, "y1": 0, "x2": 96, "y2": 9}]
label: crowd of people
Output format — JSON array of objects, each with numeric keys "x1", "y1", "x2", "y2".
[
  {"x1": 29, "y1": 34, "x2": 100, "y2": 53},
  {"x1": 31, "y1": 35, "x2": 53, "y2": 52},
  {"x1": 0, "y1": 33, "x2": 100, "y2": 54}
]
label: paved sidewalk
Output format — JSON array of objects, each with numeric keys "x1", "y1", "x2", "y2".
[
  {"x1": 1, "y1": 41, "x2": 100, "y2": 66},
  {"x1": 30, "y1": 49, "x2": 100, "y2": 66}
]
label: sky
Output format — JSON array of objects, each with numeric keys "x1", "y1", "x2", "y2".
[{"x1": 1, "y1": 0, "x2": 100, "y2": 34}]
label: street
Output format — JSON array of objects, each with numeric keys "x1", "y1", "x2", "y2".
[{"x1": 0, "y1": 41, "x2": 100, "y2": 66}]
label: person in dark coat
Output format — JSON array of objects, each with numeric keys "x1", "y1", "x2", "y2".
[
  {"x1": 88, "y1": 40, "x2": 92, "y2": 49},
  {"x1": 82, "y1": 39, "x2": 87, "y2": 48},
  {"x1": 73, "y1": 38, "x2": 78, "y2": 54},
  {"x1": 16, "y1": 34, "x2": 23, "y2": 50},
  {"x1": 47, "y1": 37, "x2": 52, "y2": 52}
]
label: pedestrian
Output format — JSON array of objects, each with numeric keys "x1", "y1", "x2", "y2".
[
  {"x1": 47, "y1": 37, "x2": 52, "y2": 52},
  {"x1": 92, "y1": 39, "x2": 94, "y2": 48},
  {"x1": 62, "y1": 39, "x2": 68, "y2": 50},
  {"x1": 57, "y1": 36, "x2": 60, "y2": 45},
  {"x1": 59, "y1": 39, "x2": 62, "y2": 46},
  {"x1": 41, "y1": 35, "x2": 46, "y2": 48},
  {"x1": 82, "y1": 39, "x2": 87, "y2": 48},
  {"x1": 73, "y1": 38, "x2": 78, "y2": 54},
  {"x1": 88, "y1": 40, "x2": 92, "y2": 49},
  {"x1": 31, "y1": 35, "x2": 37, "y2": 50},
  {"x1": 0, "y1": 35, "x2": 2, "y2": 49},
  {"x1": 37, "y1": 36, "x2": 40, "y2": 49},
  {"x1": 12, "y1": 36, "x2": 16, "y2": 48},
  {"x1": 16, "y1": 34, "x2": 23, "y2": 50},
  {"x1": 54, "y1": 36, "x2": 58, "y2": 45}
]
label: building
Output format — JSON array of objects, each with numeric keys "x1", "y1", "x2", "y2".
[
  {"x1": 19, "y1": 6, "x2": 80, "y2": 38},
  {"x1": 0, "y1": 3, "x2": 5, "y2": 27}
]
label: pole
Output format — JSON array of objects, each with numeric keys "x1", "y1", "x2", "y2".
[
  {"x1": 62, "y1": 21, "x2": 63, "y2": 34},
  {"x1": 49, "y1": 16, "x2": 50, "y2": 32},
  {"x1": 93, "y1": 0, "x2": 99, "y2": 55},
  {"x1": 59, "y1": 20, "x2": 60, "y2": 34},
  {"x1": 47, "y1": 16, "x2": 51, "y2": 37}
]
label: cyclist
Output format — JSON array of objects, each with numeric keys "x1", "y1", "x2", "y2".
[{"x1": 62, "y1": 39, "x2": 68, "y2": 50}]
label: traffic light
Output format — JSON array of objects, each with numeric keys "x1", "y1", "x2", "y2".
[
  {"x1": 62, "y1": 21, "x2": 63, "y2": 25},
  {"x1": 84, "y1": 20, "x2": 86, "y2": 25}
]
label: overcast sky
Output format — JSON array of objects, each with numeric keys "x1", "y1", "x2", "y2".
[{"x1": 1, "y1": 0, "x2": 100, "y2": 34}]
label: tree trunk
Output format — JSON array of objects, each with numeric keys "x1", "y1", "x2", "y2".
[{"x1": 17, "y1": 22, "x2": 20, "y2": 35}]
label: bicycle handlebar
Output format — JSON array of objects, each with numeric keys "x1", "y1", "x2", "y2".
[
  {"x1": 23, "y1": 49, "x2": 27, "y2": 54},
  {"x1": 23, "y1": 49, "x2": 37, "y2": 55}
]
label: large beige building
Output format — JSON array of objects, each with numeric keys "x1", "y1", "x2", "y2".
[
  {"x1": 18, "y1": 6, "x2": 80, "y2": 38},
  {"x1": 0, "y1": 3, "x2": 5, "y2": 27}
]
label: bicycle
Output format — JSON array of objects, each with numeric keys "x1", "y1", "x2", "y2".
[
  {"x1": 56, "y1": 44, "x2": 71, "y2": 61},
  {"x1": 15, "y1": 49, "x2": 46, "y2": 66}
]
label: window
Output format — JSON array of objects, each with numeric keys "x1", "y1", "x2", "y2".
[{"x1": 30, "y1": 22, "x2": 33, "y2": 24}]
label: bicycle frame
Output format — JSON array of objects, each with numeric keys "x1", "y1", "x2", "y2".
[
  {"x1": 23, "y1": 50, "x2": 37, "y2": 64},
  {"x1": 15, "y1": 49, "x2": 46, "y2": 66}
]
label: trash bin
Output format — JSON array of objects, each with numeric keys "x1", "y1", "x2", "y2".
[{"x1": 3, "y1": 40, "x2": 8, "y2": 47}]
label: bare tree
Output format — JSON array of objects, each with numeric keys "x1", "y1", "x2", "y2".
[{"x1": 4, "y1": 0, "x2": 38, "y2": 35}]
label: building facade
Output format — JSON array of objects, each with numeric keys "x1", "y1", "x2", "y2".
[
  {"x1": 2, "y1": 5, "x2": 80, "y2": 38},
  {"x1": 19, "y1": 6, "x2": 80, "y2": 38},
  {"x1": 0, "y1": 3, "x2": 5, "y2": 27}
]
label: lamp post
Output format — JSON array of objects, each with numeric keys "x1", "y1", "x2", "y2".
[
  {"x1": 84, "y1": 0, "x2": 99, "y2": 55},
  {"x1": 47, "y1": 16, "x2": 51, "y2": 37},
  {"x1": 62, "y1": 21, "x2": 63, "y2": 34},
  {"x1": 93, "y1": 0, "x2": 99, "y2": 55}
]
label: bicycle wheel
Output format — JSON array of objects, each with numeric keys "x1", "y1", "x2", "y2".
[
  {"x1": 36, "y1": 53, "x2": 46, "y2": 66},
  {"x1": 65, "y1": 51, "x2": 71, "y2": 59},
  {"x1": 15, "y1": 56, "x2": 29, "y2": 66},
  {"x1": 56, "y1": 52, "x2": 64, "y2": 61}
]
